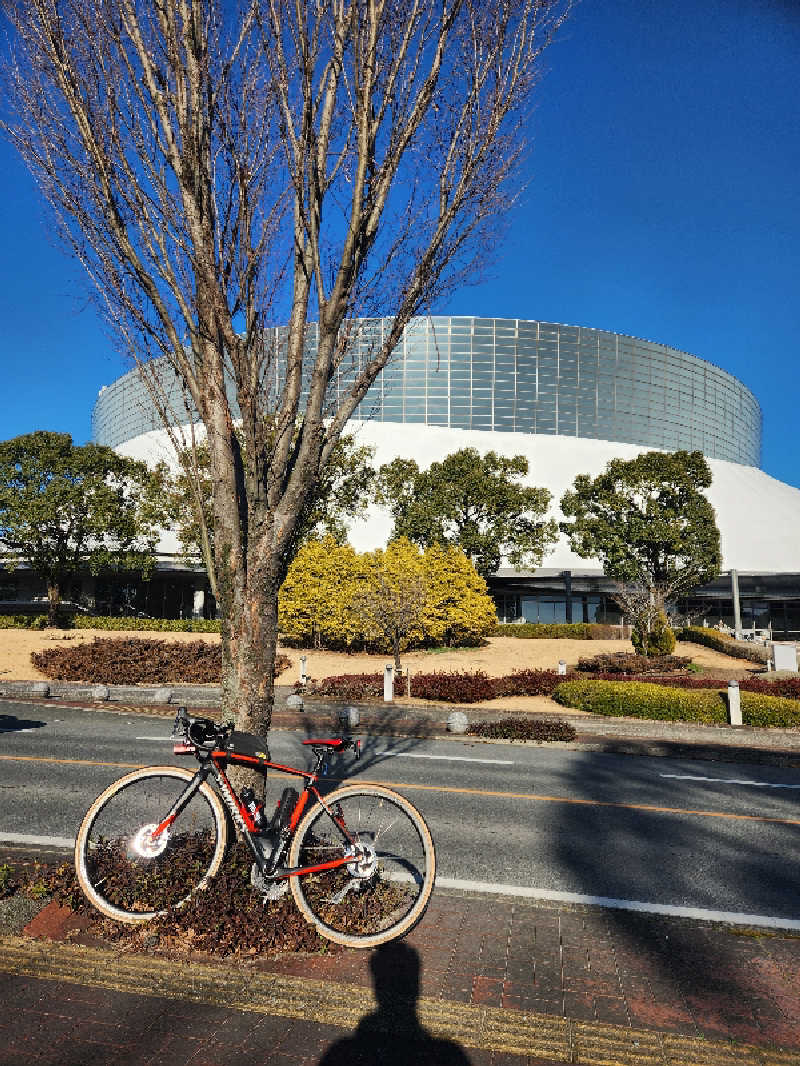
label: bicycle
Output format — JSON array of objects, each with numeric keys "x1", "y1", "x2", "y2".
[{"x1": 74, "y1": 707, "x2": 436, "y2": 949}]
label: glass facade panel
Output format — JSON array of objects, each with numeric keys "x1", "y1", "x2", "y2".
[{"x1": 93, "y1": 318, "x2": 762, "y2": 467}]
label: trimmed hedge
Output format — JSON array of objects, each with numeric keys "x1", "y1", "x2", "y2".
[
  {"x1": 590, "y1": 674, "x2": 800, "y2": 699},
  {"x1": 0, "y1": 613, "x2": 221, "y2": 632},
  {"x1": 576, "y1": 652, "x2": 692, "y2": 674},
  {"x1": 409, "y1": 671, "x2": 498, "y2": 703},
  {"x1": 552, "y1": 679, "x2": 800, "y2": 727},
  {"x1": 677, "y1": 626, "x2": 767, "y2": 664},
  {"x1": 491, "y1": 623, "x2": 625, "y2": 640},
  {"x1": 466, "y1": 718, "x2": 577, "y2": 742},
  {"x1": 302, "y1": 673, "x2": 406, "y2": 701},
  {"x1": 31, "y1": 637, "x2": 290, "y2": 684},
  {"x1": 71, "y1": 615, "x2": 221, "y2": 633},
  {"x1": 305, "y1": 667, "x2": 577, "y2": 704},
  {"x1": 0, "y1": 614, "x2": 51, "y2": 629}
]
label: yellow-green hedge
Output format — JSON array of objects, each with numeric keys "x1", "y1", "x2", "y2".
[{"x1": 552, "y1": 679, "x2": 800, "y2": 727}]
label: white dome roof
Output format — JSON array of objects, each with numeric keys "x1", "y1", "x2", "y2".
[{"x1": 116, "y1": 421, "x2": 800, "y2": 574}]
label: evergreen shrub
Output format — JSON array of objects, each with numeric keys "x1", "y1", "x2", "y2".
[
  {"x1": 31, "y1": 637, "x2": 289, "y2": 684},
  {"x1": 466, "y1": 718, "x2": 577, "y2": 742},
  {"x1": 552, "y1": 679, "x2": 800, "y2": 727},
  {"x1": 677, "y1": 626, "x2": 766, "y2": 664},
  {"x1": 0, "y1": 613, "x2": 220, "y2": 632},
  {"x1": 305, "y1": 667, "x2": 576, "y2": 704},
  {"x1": 631, "y1": 610, "x2": 676, "y2": 657},
  {"x1": 409, "y1": 671, "x2": 498, "y2": 703}
]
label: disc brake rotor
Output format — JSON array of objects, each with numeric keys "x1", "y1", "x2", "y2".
[
  {"x1": 130, "y1": 824, "x2": 169, "y2": 858},
  {"x1": 344, "y1": 840, "x2": 377, "y2": 879}
]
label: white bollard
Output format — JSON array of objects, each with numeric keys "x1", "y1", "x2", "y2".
[
  {"x1": 384, "y1": 664, "x2": 394, "y2": 702},
  {"x1": 299, "y1": 655, "x2": 307, "y2": 685},
  {"x1": 558, "y1": 660, "x2": 567, "y2": 676},
  {"x1": 727, "y1": 680, "x2": 742, "y2": 726}
]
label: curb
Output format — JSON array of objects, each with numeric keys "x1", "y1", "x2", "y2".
[
  {"x1": 2, "y1": 933, "x2": 797, "y2": 1065},
  {"x1": 3, "y1": 684, "x2": 800, "y2": 768}
]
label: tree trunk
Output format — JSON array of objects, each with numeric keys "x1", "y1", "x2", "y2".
[
  {"x1": 393, "y1": 632, "x2": 402, "y2": 676},
  {"x1": 217, "y1": 551, "x2": 280, "y2": 743},
  {"x1": 46, "y1": 580, "x2": 60, "y2": 627}
]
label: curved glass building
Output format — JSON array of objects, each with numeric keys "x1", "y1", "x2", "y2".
[
  {"x1": 93, "y1": 318, "x2": 761, "y2": 466},
  {"x1": 82, "y1": 316, "x2": 800, "y2": 636}
]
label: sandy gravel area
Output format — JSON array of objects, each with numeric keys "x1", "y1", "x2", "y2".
[{"x1": 0, "y1": 628, "x2": 759, "y2": 716}]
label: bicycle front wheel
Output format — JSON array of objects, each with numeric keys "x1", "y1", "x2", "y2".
[
  {"x1": 288, "y1": 784, "x2": 435, "y2": 949},
  {"x1": 75, "y1": 766, "x2": 228, "y2": 923}
]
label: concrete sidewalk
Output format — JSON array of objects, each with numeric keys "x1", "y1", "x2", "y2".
[{"x1": 3, "y1": 887, "x2": 800, "y2": 1064}]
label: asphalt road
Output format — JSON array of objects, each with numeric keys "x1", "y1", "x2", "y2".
[{"x1": 2, "y1": 699, "x2": 799, "y2": 925}]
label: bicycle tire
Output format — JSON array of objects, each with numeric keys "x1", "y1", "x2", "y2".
[
  {"x1": 288, "y1": 783, "x2": 435, "y2": 949},
  {"x1": 75, "y1": 765, "x2": 228, "y2": 924}
]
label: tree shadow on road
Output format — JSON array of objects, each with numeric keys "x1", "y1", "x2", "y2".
[
  {"x1": 317, "y1": 941, "x2": 473, "y2": 1066},
  {"x1": 0, "y1": 711, "x2": 45, "y2": 732},
  {"x1": 292, "y1": 699, "x2": 439, "y2": 795},
  {"x1": 548, "y1": 748, "x2": 800, "y2": 1041}
]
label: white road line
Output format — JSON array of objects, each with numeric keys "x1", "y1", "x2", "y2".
[
  {"x1": 380, "y1": 752, "x2": 514, "y2": 766},
  {"x1": 0, "y1": 831, "x2": 75, "y2": 848},
  {"x1": 3, "y1": 829, "x2": 797, "y2": 931},
  {"x1": 136, "y1": 736, "x2": 173, "y2": 741},
  {"x1": 660, "y1": 773, "x2": 800, "y2": 789},
  {"x1": 435, "y1": 877, "x2": 800, "y2": 931}
]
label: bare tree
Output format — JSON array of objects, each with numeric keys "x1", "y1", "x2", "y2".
[{"x1": 2, "y1": 0, "x2": 570, "y2": 739}]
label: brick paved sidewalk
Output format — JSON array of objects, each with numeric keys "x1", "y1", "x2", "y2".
[{"x1": 3, "y1": 888, "x2": 800, "y2": 1065}]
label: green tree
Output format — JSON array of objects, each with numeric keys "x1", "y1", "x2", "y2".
[
  {"x1": 559, "y1": 451, "x2": 722, "y2": 651},
  {"x1": 0, "y1": 432, "x2": 160, "y2": 623},
  {"x1": 376, "y1": 449, "x2": 558, "y2": 579},
  {"x1": 159, "y1": 433, "x2": 375, "y2": 601}
]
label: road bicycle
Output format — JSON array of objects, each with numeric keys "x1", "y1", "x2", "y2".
[{"x1": 75, "y1": 707, "x2": 436, "y2": 949}]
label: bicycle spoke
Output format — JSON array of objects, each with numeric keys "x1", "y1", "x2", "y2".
[
  {"x1": 289, "y1": 785, "x2": 435, "y2": 948},
  {"x1": 75, "y1": 768, "x2": 226, "y2": 923}
]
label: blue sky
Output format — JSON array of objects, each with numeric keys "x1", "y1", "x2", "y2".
[{"x1": 1, "y1": 0, "x2": 799, "y2": 487}]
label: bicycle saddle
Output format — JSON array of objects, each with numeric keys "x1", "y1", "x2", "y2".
[{"x1": 301, "y1": 738, "x2": 345, "y2": 748}]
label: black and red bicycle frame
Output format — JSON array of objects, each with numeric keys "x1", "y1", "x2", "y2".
[{"x1": 155, "y1": 735, "x2": 363, "y2": 884}]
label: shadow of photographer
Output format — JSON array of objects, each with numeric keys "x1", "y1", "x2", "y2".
[{"x1": 318, "y1": 941, "x2": 472, "y2": 1066}]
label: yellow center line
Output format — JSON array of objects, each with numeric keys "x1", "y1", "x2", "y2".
[
  {"x1": 0, "y1": 753, "x2": 145, "y2": 770},
  {"x1": 357, "y1": 777, "x2": 800, "y2": 827},
  {"x1": 3, "y1": 753, "x2": 799, "y2": 827}
]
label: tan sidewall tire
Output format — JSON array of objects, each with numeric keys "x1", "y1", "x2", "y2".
[
  {"x1": 288, "y1": 783, "x2": 435, "y2": 949},
  {"x1": 74, "y1": 765, "x2": 228, "y2": 924}
]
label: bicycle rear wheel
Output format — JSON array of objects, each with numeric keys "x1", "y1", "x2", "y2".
[
  {"x1": 288, "y1": 784, "x2": 435, "y2": 949},
  {"x1": 75, "y1": 765, "x2": 228, "y2": 923}
]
